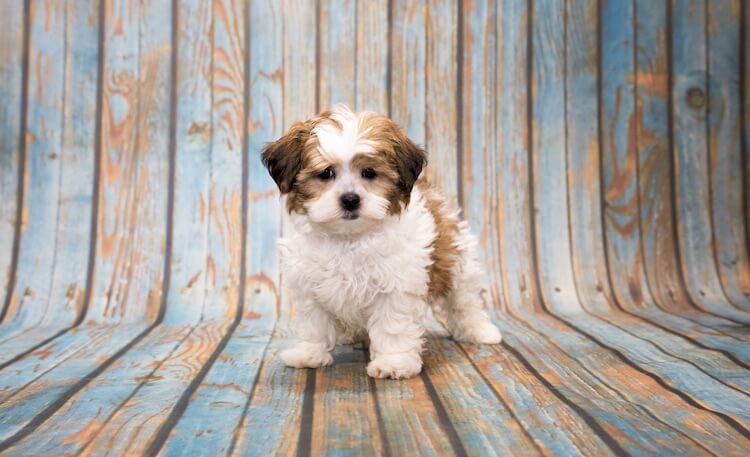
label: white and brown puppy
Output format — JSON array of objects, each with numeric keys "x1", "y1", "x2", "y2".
[{"x1": 262, "y1": 105, "x2": 501, "y2": 379}]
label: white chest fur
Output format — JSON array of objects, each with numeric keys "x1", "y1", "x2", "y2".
[{"x1": 279, "y1": 190, "x2": 436, "y2": 328}]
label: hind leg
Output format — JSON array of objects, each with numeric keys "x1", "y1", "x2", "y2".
[{"x1": 445, "y1": 251, "x2": 502, "y2": 344}]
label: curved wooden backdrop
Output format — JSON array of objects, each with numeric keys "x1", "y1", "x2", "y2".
[{"x1": 0, "y1": 0, "x2": 748, "y2": 455}]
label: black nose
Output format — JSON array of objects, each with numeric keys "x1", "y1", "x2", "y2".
[{"x1": 340, "y1": 193, "x2": 361, "y2": 211}]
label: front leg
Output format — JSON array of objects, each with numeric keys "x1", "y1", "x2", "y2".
[
  {"x1": 281, "y1": 298, "x2": 336, "y2": 369},
  {"x1": 366, "y1": 292, "x2": 427, "y2": 379}
]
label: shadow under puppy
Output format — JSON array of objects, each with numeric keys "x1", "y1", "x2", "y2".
[{"x1": 262, "y1": 104, "x2": 502, "y2": 379}]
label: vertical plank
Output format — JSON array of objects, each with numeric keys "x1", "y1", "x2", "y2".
[
  {"x1": 672, "y1": 0, "x2": 750, "y2": 322},
  {"x1": 566, "y1": 0, "x2": 613, "y2": 314},
  {"x1": 531, "y1": 0, "x2": 581, "y2": 315},
  {"x1": 391, "y1": 0, "x2": 426, "y2": 142},
  {"x1": 461, "y1": 0, "x2": 502, "y2": 308},
  {"x1": 283, "y1": 0, "x2": 318, "y2": 125},
  {"x1": 369, "y1": 369, "x2": 456, "y2": 456},
  {"x1": 227, "y1": 335, "x2": 307, "y2": 456},
  {"x1": 319, "y1": 0, "x2": 356, "y2": 108},
  {"x1": 166, "y1": 0, "x2": 213, "y2": 325},
  {"x1": 600, "y1": 0, "x2": 660, "y2": 313},
  {"x1": 87, "y1": 0, "x2": 173, "y2": 324},
  {"x1": 633, "y1": 0, "x2": 693, "y2": 315},
  {"x1": 310, "y1": 346, "x2": 384, "y2": 456},
  {"x1": 707, "y1": 0, "x2": 750, "y2": 309},
  {"x1": 0, "y1": 0, "x2": 98, "y2": 355},
  {"x1": 355, "y1": 0, "x2": 388, "y2": 113},
  {"x1": 0, "y1": 1, "x2": 25, "y2": 319},
  {"x1": 496, "y1": 0, "x2": 538, "y2": 312},
  {"x1": 425, "y1": 0, "x2": 458, "y2": 202}
]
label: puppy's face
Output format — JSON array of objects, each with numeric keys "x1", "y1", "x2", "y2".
[{"x1": 262, "y1": 106, "x2": 426, "y2": 235}]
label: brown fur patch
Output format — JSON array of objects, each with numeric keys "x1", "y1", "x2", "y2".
[
  {"x1": 350, "y1": 153, "x2": 402, "y2": 215},
  {"x1": 261, "y1": 111, "x2": 340, "y2": 213},
  {"x1": 418, "y1": 179, "x2": 461, "y2": 298},
  {"x1": 357, "y1": 112, "x2": 427, "y2": 212},
  {"x1": 263, "y1": 108, "x2": 427, "y2": 216}
]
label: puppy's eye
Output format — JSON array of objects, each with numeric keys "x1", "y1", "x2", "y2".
[
  {"x1": 318, "y1": 167, "x2": 335, "y2": 181},
  {"x1": 361, "y1": 168, "x2": 377, "y2": 180}
]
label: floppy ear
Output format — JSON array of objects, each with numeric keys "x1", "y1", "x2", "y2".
[
  {"x1": 393, "y1": 135, "x2": 427, "y2": 198},
  {"x1": 261, "y1": 121, "x2": 311, "y2": 193}
]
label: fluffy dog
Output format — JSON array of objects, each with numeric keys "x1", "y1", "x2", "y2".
[{"x1": 262, "y1": 105, "x2": 501, "y2": 379}]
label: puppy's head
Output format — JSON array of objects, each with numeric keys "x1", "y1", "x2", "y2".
[{"x1": 262, "y1": 105, "x2": 426, "y2": 235}]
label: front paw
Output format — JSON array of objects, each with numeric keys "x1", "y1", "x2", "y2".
[
  {"x1": 366, "y1": 353, "x2": 422, "y2": 379},
  {"x1": 281, "y1": 344, "x2": 333, "y2": 369}
]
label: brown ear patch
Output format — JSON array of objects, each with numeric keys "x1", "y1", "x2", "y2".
[
  {"x1": 261, "y1": 121, "x2": 313, "y2": 194},
  {"x1": 358, "y1": 112, "x2": 427, "y2": 210},
  {"x1": 418, "y1": 180, "x2": 460, "y2": 298}
]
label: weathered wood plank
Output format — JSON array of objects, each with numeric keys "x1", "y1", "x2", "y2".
[
  {"x1": 566, "y1": 0, "x2": 612, "y2": 316},
  {"x1": 86, "y1": 0, "x2": 172, "y2": 324},
  {"x1": 495, "y1": 0, "x2": 538, "y2": 313},
  {"x1": 459, "y1": 340, "x2": 614, "y2": 456},
  {"x1": 227, "y1": 332, "x2": 307, "y2": 456},
  {"x1": 319, "y1": 0, "x2": 356, "y2": 108},
  {"x1": 461, "y1": 0, "x2": 502, "y2": 308},
  {"x1": 0, "y1": 0, "x2": 175, "y2": 448},
  {"x1": 672, "y1": 0, "x2": 750, "y2": 323},
  {"x1": 531, "y1": 0, "x2": 581, "y2": 315},
  {"x1": 369, "y1": 358, "x2": 456, "y2": 456},
  {"x1": 355, "y1": 0, "x2": 388, "y2": 112},
  {"x1": 311, "y1": 346, "x2": 384, "y2": 456},
  {"x1": 0, "y1": 1, "x2": 26, "y2": 321},
  {"x1": 498, "y1": 314, "x2": 750, "y2": 454},
  {"x1": 560, "y1": 313, "x2": 750, "y2": 416},
  {"x1": 0, "y1": 0, "x2": 98, "y2": 359},
  {"x1": 600, "y1": 0, "x2": 660, "y2": 315},
  {"x1": 423, "y1": 337, "x2": 540, "y2": 455},
  {"x1": 707, "y1": 0, "x2": 750, "y2": 311},
  {"x1": 624, "y1": 0, "x2": 750, "y2": 362},
  {"x1": 282, "y1": 0, "x2": 318, "y2": 124},
  {"x1": 0, "y1": 324, "x2": 186, "y2": 454},
  {"x1": 0, "y1": 323, "x2": 149, "y2": 445},
  {"x1": 154, "y1": 321, "x2": 274, "y2": 456},
  {"x1": 77, "y1": 323, "x2": 232, "y2": 456},
  {"x1": 425, "y1": 0, "x2": 458, "y2": 202},
  {"x1": 167, "y1": 0, "x2": 215, "y2": 325},
  {"x1": 566, "y1": 0, "x2": 750, "y2": 406},
  {"x1": 391, "y1": 0, "x2": 426, "y2": 140},
  {"x1": 29, "y1": 1, "x2": 247, "y2": 453}
]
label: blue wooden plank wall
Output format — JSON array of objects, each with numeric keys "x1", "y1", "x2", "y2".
[{"x1": 0, "y1": 0, "x2": 749, "y2": 455}]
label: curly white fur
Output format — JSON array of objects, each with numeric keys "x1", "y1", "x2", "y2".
[{"x1": 280, "y1": 186, "x2": 501, "y2": 379}]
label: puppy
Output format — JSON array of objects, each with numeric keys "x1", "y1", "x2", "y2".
[{"x1": 262, "y1": 105, "x2": 502, "y2": 379}]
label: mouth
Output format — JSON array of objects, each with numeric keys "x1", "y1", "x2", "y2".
[{"x1": 341, "y1": 211, "x2": 360, "y2": 220}]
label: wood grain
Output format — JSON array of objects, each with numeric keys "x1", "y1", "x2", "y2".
[
  {"x1": 86, "y1": 0, "x2": 172, "y2": 324},
  {"x1": 355, "y1": 0, "x2": 388, "y2": 113},
  {"x1": 672, "y1": 0, "x2": 750, "y2": 323},
  {"x1": 0, "y1": 1, "x2": 26, "y2": 322},
  {"x1": 0, "y1": 2, "x2": 748, "y2": 456},
  {"x1": 319, "y1": 0, "x2": 356, "y2": 109},
  {"x1": 0, "y1": 0, "x2": 98, "y2": 361}
]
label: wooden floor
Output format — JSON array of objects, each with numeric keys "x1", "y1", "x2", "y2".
[{"x1": 1, "y1": 0, "x2": 749, "y2": 455}]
